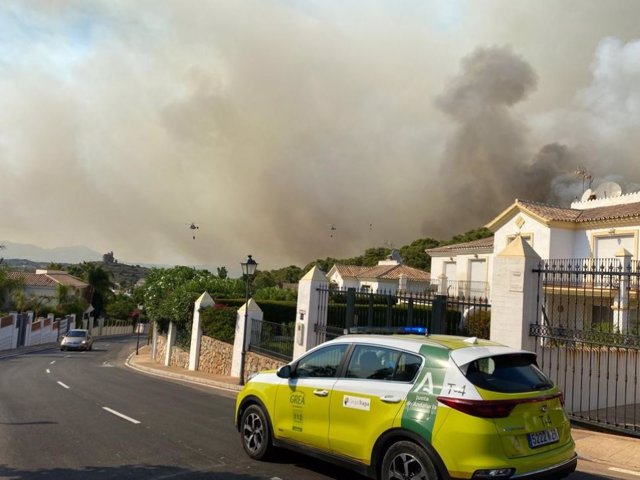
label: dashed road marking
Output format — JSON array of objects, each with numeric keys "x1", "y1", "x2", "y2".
[
  {"x1": 609, "y1": 467, "x2": 640, "y2": 477},
  {"x1": 49, "y1": 361, "x2": 56, "y2": 365},
  {"x1": 46, "y1": 369, "x2": 50, "y2": 374},
  {"x1": 102, "y1": 407, "x2": 141, "y2": 425},
  {"x1": 57, "y1": 381, "x2": 70, "y2": 389}
]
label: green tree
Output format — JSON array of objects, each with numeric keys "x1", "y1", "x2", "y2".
[
  {"x1": 106, "y1": 294, "x2": 137, "y2": 320},
  {"x1": 141, "y1": 266, "x2": 244, "y2": 332},
  {"x1": 217, "y1": 266, "x2": 228, "y2": 279},
  {"x1": 0, "y1": 266, "x2": 23, "y2": 308},
  {"x1": 73, "y1": 263, "x2": 113, "y2": 318},
  {"x1": 252, "y1": 271, "x2": 276, "y2": 290},
  {"x1": 399, "y1": 238, "x2": 440, "y2": 271},
  {"x1": 56, "y1": 284, "x2": 70, "y2": 306}
]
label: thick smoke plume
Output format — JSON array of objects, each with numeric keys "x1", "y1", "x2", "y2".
[{"x1": 1, "y1": 3, "x2": 640, "y2": 271}]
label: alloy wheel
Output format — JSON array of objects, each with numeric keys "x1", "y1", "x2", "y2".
[
  {"x1": 386, "y1": 452, "x2": 430, "y2": 480},
  {"x1": 242, "y1": 411, "x2": 264, "y2": 455}
]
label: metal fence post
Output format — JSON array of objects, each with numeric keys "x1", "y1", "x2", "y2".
[
  {"x1": 345, "y1": 288, "x2": 356, "y2": 331},
  {"x1": 431, "y1": 294, "x2": 447, "y2": 334}
]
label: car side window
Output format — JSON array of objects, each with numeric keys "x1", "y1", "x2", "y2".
[
  {"x1": 346, "y1": 345, "x2": 422, "y2": 382},
  {"x1": 295, "y1": 344, "x2": 348, "y2": 378}
]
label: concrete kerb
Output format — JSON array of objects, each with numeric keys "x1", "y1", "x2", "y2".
[{"x1": 125, "y1": 350, "x2": 242, "y2": 393}]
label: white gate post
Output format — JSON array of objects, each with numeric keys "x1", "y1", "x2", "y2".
[
  {"x1": 151, "y1": 322, "x2": 159, "y2": 360},
  {"x1": 189, "y1": 292, "x2": 214, "y2": 371},
  {"x1": 613, "y1": 248, "x2": 632, "y2": 333},
  {"x1": 10, "y1": 312, "x2": 18, "y2": 349},
  {"x1": 489, "y1": 236, "x2": 541, "y2": 352},
  {"x1": 164, "y1": 321, "x2": 176, "y2": 366},
  {"x1": 231, "y1": 299, "x2": 263, "y2": 379},
  {"x1": 293, "y1": 266, "x2": 329, "y2": 360}
]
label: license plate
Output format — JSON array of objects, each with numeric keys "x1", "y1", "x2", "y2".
[{"x1": 528, "y1": 428, "x2": 559, "y2": 449}]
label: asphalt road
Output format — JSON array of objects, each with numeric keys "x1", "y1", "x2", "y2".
[{"x1": 0, "y1": 337, "x2": 634, "y2": 480}]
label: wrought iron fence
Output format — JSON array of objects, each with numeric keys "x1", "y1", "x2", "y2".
[
  {"x1": 532, "y1": 258, "x2": 640, "y2": 437},
  {"x1": 248, "y1": 319, "x2": 294, "y2": 361},
  {"x1": 315, "y1": 287, "x2": 490, "y2": 344}
]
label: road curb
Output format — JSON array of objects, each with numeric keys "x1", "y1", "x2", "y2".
[{"x1": 125, "y1": 352, "x2": 242, "y2": 393}]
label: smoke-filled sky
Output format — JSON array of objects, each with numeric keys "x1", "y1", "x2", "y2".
[{"x1": 2, "y1": 1, "x2": 640, "y2": 272}]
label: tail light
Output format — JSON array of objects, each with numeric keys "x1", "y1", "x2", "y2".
[
  {"x1": 437, "y1": 392, "x2": 563, "y2": 419},
  {"x1": 437, "y1": 397, "x2": 517, "y2": 418}
]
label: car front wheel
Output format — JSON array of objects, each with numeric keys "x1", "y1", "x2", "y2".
[
  {"x1": 240, "y1": 404, "x2": 273, "y2": 460},
  {"x1": 381, "y1": 440, "x2": 437, "y2": 480}
]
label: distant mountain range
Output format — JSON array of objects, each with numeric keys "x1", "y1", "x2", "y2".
[{"x1": 0, "y1": 241, "x2": 102, "y2": 264}]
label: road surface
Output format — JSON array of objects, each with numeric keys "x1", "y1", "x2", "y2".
[{"x1": 0, "y1": 337, "x2": 636, "y2": 479}]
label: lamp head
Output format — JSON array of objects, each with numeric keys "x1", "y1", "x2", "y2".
[{"x1": 241, "y1": 254, "x2": 258, "y2": 276}]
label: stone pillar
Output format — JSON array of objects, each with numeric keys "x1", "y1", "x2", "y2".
[
  {"x1": 231, "y1": 299, "x2": 264, "y2": 378},
  {"x1": 164, "y1": 321, "x2": 176, "y2": 367},
  {"x1": 189, "y1": 292, "x2": 214, "y2": 371},
  {"x1": 293, "y1": 266, "x2": 329, "y2": 360},
  {"x1": 613, "y1": 248, "x2": 632, "y2": 333},
  {"x1": 489, "y1": 236, "x2": 541, "y2": 351}
]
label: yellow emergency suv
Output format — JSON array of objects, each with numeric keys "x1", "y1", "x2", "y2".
[{"x1": 235, "y1": 333, "x2": 577, "y2": 480}]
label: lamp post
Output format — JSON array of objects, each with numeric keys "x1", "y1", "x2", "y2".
[{"x1": 239, "y1": 254, "x2": 258, "y2": 385}]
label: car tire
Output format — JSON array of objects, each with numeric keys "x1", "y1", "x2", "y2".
[
  {"x1": 240, "y1": 404, "x2": 273, "y2": 460},
  {"x1": 381, "y1": 440, "x2": 438, "y2": 480}
]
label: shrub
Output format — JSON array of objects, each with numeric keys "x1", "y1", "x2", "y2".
[{"x1": 200, "y1": 305, "x2": 237, "y2": 344}]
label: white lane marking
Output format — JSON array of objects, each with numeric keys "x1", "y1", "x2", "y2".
[
  {"x1": 50, "y1": 360, "x2": 56, "y2": 365},
  {"x1": 102, "y1": 407, "x2": 141, "y2": 425},
  {"x1": 609, "y1": 467, "x2": 640, "y2": 477},
  {"x1": 46, "y1": 369, "x2": 50, "y2": 374},
  {"x1": 57, "y1": 381, "x2": 70, "y2": 389}
]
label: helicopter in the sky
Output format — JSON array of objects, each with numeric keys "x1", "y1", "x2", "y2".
[
  {"x1": 187, "y1": 222, "x2": 200, "y2": 240},
  {"x1": 328, "y1": 224, "x2": 337, "y2": 238}
]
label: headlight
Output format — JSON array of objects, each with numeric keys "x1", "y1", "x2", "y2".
[{"x1": 81, "y1": 340, "x2": 87, "y2": 344}]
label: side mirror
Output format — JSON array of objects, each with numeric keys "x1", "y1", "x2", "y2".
[{"x1": 276, "y1": 365, "x2": 292, "y2": 379}]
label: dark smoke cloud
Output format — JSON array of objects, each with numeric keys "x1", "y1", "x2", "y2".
[{"x1": 2, "y1": 3, "x2": 640, "y2": 272}]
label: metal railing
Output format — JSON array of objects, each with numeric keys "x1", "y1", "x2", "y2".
[
  {"x1": 532, "y1": 258, "x2": 640, "y2": 437},
  {"x1": 249, "y1": 319, "x2": 294, "y2": 361}
]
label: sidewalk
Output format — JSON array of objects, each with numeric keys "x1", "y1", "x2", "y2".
[
  {"x1": 126, "y1": 345, "x2": 242, "y2": 392},
  {"x1": 127, "y1": 345, "x2": 640, "y2": 473}
]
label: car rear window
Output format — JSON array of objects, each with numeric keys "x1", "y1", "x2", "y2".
[{"x1": 463, "y1": 353, "x2": 554, "y2": 393}]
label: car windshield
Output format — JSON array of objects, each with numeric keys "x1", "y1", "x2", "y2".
[
  {"x1": 463, "y1": 353, "x2": 554, "y2": 393},
  {"x1": 66, "y1": 331, "x2": 87, "y2": 338}
]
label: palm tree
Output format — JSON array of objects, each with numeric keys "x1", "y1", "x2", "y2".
[
  {"x1": 56, "y1": 284, "x2": 70, "y2": 307},
  {"x1": 78, "y1": 263, "x2": 113, "y2": 318}
]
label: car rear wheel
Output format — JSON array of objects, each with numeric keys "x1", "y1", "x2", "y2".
[
  {"x1": 381, "y1": 441, "x2": 437, "y2": 480},
  {"x1": 240, "y1": 404, "x2": 273, "y2": 460}
]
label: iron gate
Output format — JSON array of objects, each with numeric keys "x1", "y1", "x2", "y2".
[
  {"x1": 532, "y1": 258, "x2": 640, "y2": 437},
  {"x1": 315, "y1": 287, "x2": 490, "y2": 344}
]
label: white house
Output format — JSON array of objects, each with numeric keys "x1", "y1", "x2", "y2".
[
  {"x1": 4, "y1": 270, "x2": 89, "y2": 308},
  {"x1": 326, "y1": 251, "x2": 431, "y2": 294},
  {"x1": 427, "y1": 188, "x2": 640, "y2": 301}
]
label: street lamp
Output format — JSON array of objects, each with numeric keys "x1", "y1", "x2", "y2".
[{"x1": 239, "y1": 254, "x2": 258, "y2": 385}]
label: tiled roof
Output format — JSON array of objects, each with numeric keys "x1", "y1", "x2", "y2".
[
  {"x1": 7, "y1": 271, "x2": 88, "y2": 288},
  {"x1": 45, "y1": 273, "x2": 89, "y2": 288},
  {"x1": 332, "y1": 263, "x2": 430, "y2": 282},
  {"x1": 517, "y1": 199, "x2": 640, "y2": 224},
  {"x1": 8, "y1": 272, "x2": 57, "y2": 287},
  {"x1": 333, "y1": 265, "x2": 371, "y2": 278},
  {"x1": 426, "y1": 236, "x2": 494, "y2": 255}
]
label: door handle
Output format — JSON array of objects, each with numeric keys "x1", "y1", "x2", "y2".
[
  {"x1": 313, "y1": 389, "x2": 329, "y2": 397},
  {"x1": 380, "y1": 395, "x2": 402, "y2": 403}
]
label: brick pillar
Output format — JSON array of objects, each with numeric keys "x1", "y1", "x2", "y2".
[
  {"x1": 164, "y1": 321, "x2": 176, "y2": 366},
  {"x1": 231, "y1": 299, "x2": 264, "y2": 379}
]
